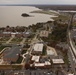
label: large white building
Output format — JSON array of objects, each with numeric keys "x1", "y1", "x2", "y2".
[{"x1": 32, "y1": 43, "x2": 43, "y2": 55}]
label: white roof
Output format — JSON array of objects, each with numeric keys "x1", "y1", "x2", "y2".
[
  {"x1": 3, "y1": 32, "x2": 11, "y2": 34},
  {"x1": 33, "y1": 43, "x2": 43, "y2": 52},
  {"x1": 26, "y1": 32, "x2": 30, "y2": 34},
  {"x1": 31, "y1": 56, "x2": 40, "y2": 62},
  {"x1": 34, "y1": 63, "x2": 45, "y2": 66},
  {"x1": 47, "y1": 50, "x2": 54, "y2": 55},
  {"x1": 45, "y1": 61, "x2": 51, "y2": 65},
  {"x1": 40, "y1": 30, "x2": 48, "y2": 37},
  {"x1": 10, "y1": 32, "x2": 22, "y2": 35},
  {"x1": 11, "y1": 32, "x2": 16, "y2": 35},
  {"x1": 52, "y1": 59, "x2": 64, "y2": 64},
  {"x1": 68, "y1": 74, "x2": 74, "y2": 75}
]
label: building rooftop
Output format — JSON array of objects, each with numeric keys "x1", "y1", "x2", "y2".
[
  {"x1": 3, "y1": 46, "x2": 22, "y2": 59},
  {"x1": 34, "y1": 63, "x2": 45, "y2": 67},
  {"x1": 45, "y1": 61, "x2": 51, "y2": 65},
  {"x1": 34, "y1": 61, "x2": 51, "y2": 67},
  {"x1": 31, "y1": 56, "x2": 40, "y2": 62},
  {"x1": 3, "y1": 32, "x2": 11, "y2": 34},
  {"x1": 47, "y1": 49, "x2": 55, "y2": 56},
  {"x1": 47, "y1": 46, "x2": 57, "y2": 56},
  {"x1": 52, "y1": 59, "x2": 64, "y2": 64},
  {"x1": 33, "y1": 43, "x2": 43, "y2": 52},
  {"x1": 56, "y1": 42, "x2": 69, "y2": 50},
  {"x1": 71, "y1": 30, "x2": 76, "y2": 38},
  {"x1": 40, "y1": 30, "x2": 49, "y2": 37},
  {"x1": 68, "y1": 73, "x2": 74, "y2": 75}
]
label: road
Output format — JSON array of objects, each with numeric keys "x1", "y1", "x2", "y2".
[
  {"x1": 68, "y1": 31, "x2": 76, "y2": 59},
  {"x1": 67, "y1": 13, "x2": 76, "y2": 75},
  {"x1": 68, "y1": 47, "x2": 76, "y2": 74}
]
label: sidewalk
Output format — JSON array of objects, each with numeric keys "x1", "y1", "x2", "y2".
[
  {"x1": 20, "y1": 38, "x2": 26, "y2": 45},
  {"x1": 6, "y1": 35, "x2": 15, "y2": 44}
]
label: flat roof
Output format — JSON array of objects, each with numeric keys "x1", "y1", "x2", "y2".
[
  {"x1": 3, "y1": 46, "x2": 22, "y2": 59},
  {"x1": 68, "y1": 74, "x2": 74, "y2": 75},
  {"x1": 56, "y1": 43, "x2": 69, "y2": 50},
  {"x1": 52, "y1": 59, "x2": 64, "y2": 64},
  {"x1": 72, "y1": 31, "x2": 76, "y2": 37},
  {"x1": 34, "y1": 63, "x2": 45, "y2": 67},
  {"x1": 34, "y1": 61, "x2": 51, "y2": 67},
  {"x1": 45, "y1": 61, "x2": 51, "y2": 65},
  {"x1": 40, "y1": 30, "x2": 49, "y2": 37},
  {"x1": 31, "y1": 56, "x2": 40, "y2": 62},
  {"x1": 47, "y1": 50, "x2": 55, "y2": 55},
  {"x1": 3, "y1": 32, "x2": 11, "y2": 34},
  {"x1": 33, "y1": 43, "x2": 43, "y2": 52}
]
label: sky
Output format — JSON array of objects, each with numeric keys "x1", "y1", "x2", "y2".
[{"x1": 0, "y1": 0, "x2": 76, "y2": 5}]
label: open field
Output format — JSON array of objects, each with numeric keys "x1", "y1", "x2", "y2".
[
  {"x1": 53, "y1": 14, "x2": 70, "y2": 21},
  {"x1": 72, "y1": 22, "x2": 76, "y2": 26},
  {"x1": 31, "y1": 10, "x2": 59, "y2": 16},
  {"x1": 10, "y1": 37, "x2": 23, "y2": 44},
  {"x1": 0, "y1": 37, "x2": 10, "y2": 43}
]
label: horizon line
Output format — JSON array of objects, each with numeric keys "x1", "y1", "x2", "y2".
[{"x1": 0, "y1": 4, "x2": 76, "y2": 6}]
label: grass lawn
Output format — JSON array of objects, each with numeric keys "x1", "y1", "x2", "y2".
[
  {"x1": 53, "y1": 14, "x2": 70, "y2": 21},
  {"x1": 21, "y1": 50, "x2": 27, "y2": 54},
  {"x1": 42, "y1": 46, "x2": 47, "y2": 55},
  {"x1": 24, "y1": 38, "x2": 31, "y2": 44},
  {"x1": 72, "y1": 22, "x2": 76, "y2": 26},
  {"x1": 62, "y1": 52, "x2": 69, "y2": 65},
  {"x1": 64, "y1": 54, "x2": 69, "y2": 65},
  {"x1": 11, "y1": 38, "x2": 23, "y2": 43},
  {"x1": 0, "y1": 37, "x2": 10, "y2": 42},
  {"x1": 16, "y1": 56, "x2": 23, "y2": 64},
  {"x1": 0, "y1": 45, "x2": 8, "y2": 52}
]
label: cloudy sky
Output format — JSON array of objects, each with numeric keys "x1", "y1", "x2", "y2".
[{"x1": 0, "y1": 0, "x2": 76, "y2": 5}]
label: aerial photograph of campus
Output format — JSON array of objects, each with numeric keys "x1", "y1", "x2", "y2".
[{"x1": 0, "y1": 0, "x2": 76, "y2": 75}]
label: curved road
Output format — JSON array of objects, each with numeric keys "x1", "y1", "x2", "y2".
[{"x1": 67, "y1": 13, "x2": 76, "y2": 75}]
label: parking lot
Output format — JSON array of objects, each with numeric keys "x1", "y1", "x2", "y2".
[{"x1": 3, "y1": 69, "x2": 56, "y2": 75}]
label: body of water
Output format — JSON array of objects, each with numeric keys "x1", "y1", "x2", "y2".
[{"x1": 0, "y1": 6, "x2": 56, "y2": 27}]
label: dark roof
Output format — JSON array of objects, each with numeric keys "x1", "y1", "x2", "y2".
[
  {"x1": 71, "y1": 31, "x2": 76, "y2": 38},
  {"x1": 3, "y1": 46, "x2": 22, "y2": 59},
  {"x1": 56, "y1": 42, "x2": 69, "y2": 50}
]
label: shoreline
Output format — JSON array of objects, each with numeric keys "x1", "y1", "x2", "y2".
[{"x1": 0, "y1": 20, "x2": 53, "y2": 28}]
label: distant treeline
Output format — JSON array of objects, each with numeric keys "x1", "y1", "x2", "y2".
[
  {"x1": 1, "y1": 4, "x2": 76, "y2": 10},
  {"x1": 34, "y1": 5, "x2": 76, "y2": 11}
]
